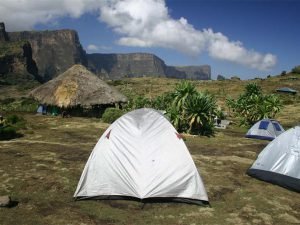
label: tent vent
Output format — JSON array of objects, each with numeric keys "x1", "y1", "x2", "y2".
[
  {"x1": 106, "y1": 130, "x2": 111, "y2": 139},
  {"x1": 272, "y1": 123, "x2": 282, "y2": 131},
  {"x1": 259, "y1": 121, "x2": 269, "y2": 130},
  {"x1": 175, "y1": 132, "x2": 182, "y2": 139}
]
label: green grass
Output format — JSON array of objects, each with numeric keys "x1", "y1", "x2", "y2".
[{"x1": 0, "y1": 113, "x2": 299, "y2": 225}]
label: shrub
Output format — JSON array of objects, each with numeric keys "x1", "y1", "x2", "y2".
[
  {"x1": 0, "y1": 126, "x2": 17, "y2": 140},
  {"x1": 165, "y1": 81, "x2": 217, "y2": 135},
  {"x1": 281, "y1": 71, "x2": 287, "y2": 76},
  {"x1": 124, "y1": 96, "x2": 152, "y2": 111},
  {"x1": 226, "y1": 83, "x2": 282, "y2": 126},
  {"x1": 6, "y1": 114, "x2": 26, "y2": 129},
  {"x1": 184, "y1": 92, "x2": 217, "y2": 135},
  {"x1": 0, "y1": 97, "x2": 38, "y2": 112},
  {"x1": 102, "y1": 108, "x2": 124, "y2": 124},
  {"x1": 291, "y1": 65, "x2": 300, "y2": 74},
  {"x1": 151, "y1": 92, "x2": 173, "y2": 110}
]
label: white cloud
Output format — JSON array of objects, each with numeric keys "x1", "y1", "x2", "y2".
[
  {"x1": 86, "y1": 44, "x2": 111, "y2": 52},
  {"x1": 87, "y1": 44, "x2": 99, "y2": 52},
  {"x1": 0, "y1": 0, "x2": 276, "y2": 70}
]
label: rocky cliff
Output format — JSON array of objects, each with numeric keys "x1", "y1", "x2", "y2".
[
  {"x1": 8, "y1": 29, "x2": 87, "y2": 81},
  {"x1": 1, "y1": 22, "x2": 210, "y2": 82},
  {"x1": 88, "y1": 53, "x2": 167, "y2": 79},
  {"x1": 88, "y1": 53, "x2": 211, "y2": 80},
  {"x1": 173, "y1": 65, "x2": 211, "y2": 80},
  {"x1": 0, "y1": 23, "x2": 40, "y2": 84},
  {"x1": 0, "y1": 22, "x2": 9, "y2": 41}
]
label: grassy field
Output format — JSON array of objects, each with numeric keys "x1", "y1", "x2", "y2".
[{"x1": 0, "y1": 73, "x2": 300, "y2": 225}]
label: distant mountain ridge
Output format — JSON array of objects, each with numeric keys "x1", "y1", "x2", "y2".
[
  {"x1": 1, "y1": 22, "x2": 211, "y2": 81},
  {"x1": 88, "y1": 53, "x2": 211, "y2": 80}
]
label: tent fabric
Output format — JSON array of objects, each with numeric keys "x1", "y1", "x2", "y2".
[
  {"x1": 74, "y1": 108, "x2": 208, "y2": 205},
  {"x1": 245, "y1": 119, "x2": 285, "y2": 141},
  {"x1": 276, "y1": 87, "x2": 297, "y2": 94},
  {"x1": 247, "y1": 126, "x2": 300, "y2": 192}
]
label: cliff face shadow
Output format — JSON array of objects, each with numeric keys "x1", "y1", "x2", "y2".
[{"x1": 87, "y1": 53, "x2": 118, "y2": 74}]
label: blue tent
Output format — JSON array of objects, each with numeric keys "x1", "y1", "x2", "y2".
[
  {"x1": 37, "y1": 105, "x2": 43, "y2": 114},
  {"x1": 246, "y1": 119, "x2": 285, "y2": 141},
  {"x1": 37, "y1": 105, "x2": 47, "y2": 115}
]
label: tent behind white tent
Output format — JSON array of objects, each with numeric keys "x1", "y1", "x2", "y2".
[
  {"x1": 245, "y1": 119, "x2": 284, "y2": 141},
  {"x1": 247, "y1": 126, "x2": 300, "y2": 192},
  {"x1": 74, "y1": 108, "x2": 209, "y2": 205},
  {"x1": 36, "y1": 105, "x2": 43, "y2": 114}
]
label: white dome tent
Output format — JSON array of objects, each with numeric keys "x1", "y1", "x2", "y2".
[
  {"x1": 247, "y1": 126, "x2": 300, "y2": 192},
  {"x1": 74, "y1": 108, "x2": 209, "y2": 205},
  {"x1": 245, "y1": 119, "x2": 285, "y2": 141}
]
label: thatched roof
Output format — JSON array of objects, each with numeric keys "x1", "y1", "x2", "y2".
[{"x1": 30, "y1": 64, "x2": 127, "y2": 107}]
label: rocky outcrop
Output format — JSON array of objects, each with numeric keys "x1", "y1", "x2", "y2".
[
  {"x1": 88, "y1": 53, "x2": 166, "y2": 79},
  {"x1": 0, "y1": 22, "x2": 9, "y2": 41},
  {"x1": 231, "y1": 76, "x2": 241, "y2": 81},
  {"x1": 217, "y1": 75, "x2": 226, "y2": 81},
  {"x1": 8, "y1": 29, "x2": 87, "y2": 81},
  {"x1": 171, "y1": 65, "x2": 211, "y2": 80},
  {"x1": 88, "y1": 53, "x2": 211, "y2": 80},
  {"x1": 0, "y1": 40, "x2": 40, "y2": 83}
]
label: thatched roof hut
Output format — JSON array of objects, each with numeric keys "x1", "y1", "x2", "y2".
[{"x1": 30, "y1": 64, "x2": 127, "y2": 108}]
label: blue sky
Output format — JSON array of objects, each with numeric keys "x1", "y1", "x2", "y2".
[{"x1": 1, "y1": 0, "x2": 299, "y2": 79}]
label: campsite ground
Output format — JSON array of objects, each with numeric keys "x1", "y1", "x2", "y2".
[{"x1": 1, "y1": 74, "x2": 300, "y2": 225}]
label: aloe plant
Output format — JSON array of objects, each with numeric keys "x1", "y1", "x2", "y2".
[{"x1": 184, "y1": 92, "x2": 217, "y2": 135}]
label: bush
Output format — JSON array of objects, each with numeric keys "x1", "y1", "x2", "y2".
[
  {"x1": 6, "y1": 114, "x2": 26, "y2": 129},
  {"x1": 0, "y1": 97, "x2": 38, "y2": 112},
  {"x1": 124, "y1": 96, "x2": 152, "y2": 112},
  {"x1": 226, "y1": 83, "x2": 282, "y2": 126},
  {"x1": 0, "y1": 126, "x2": 17, "y2": 140},
  {"x1": 102, "y1": 108, "x2": 124, "y2": 124},
  {"x1": 151, "y1": 92, "x2": 173, "y2": 110},
  {"x1": 291, "y1": 65, "x2": 300, "y2": 74},
  {"x1": 165, "y1": 81, "x2": 217, "y2": 135},
  {"x1": 183, "y1": 92, "x2": 217, "y2": 135},
  {"x1": 6, "y1": 114, "x2": 20, "y2": 124}
]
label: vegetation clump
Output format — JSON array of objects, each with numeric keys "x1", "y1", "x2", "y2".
[
  {"x1": 0, "y1": 97, "x2": 39, "y2": 112},
  {"x1": 226, "y1": 83, "x2": 282, "y2": 126},
  {"x1": 122, "y1": 81, "x2": 217, "y2": 135},
  {"x1": 0, "y1": 114, "x2": 26, "y2": 140},
  {"x1": 167, "y1": 81, "x2": 217, "y2": 135},
  {"x1": 0, "y1": 126, "x2": 17, "y2": 140},
  {"x1": 291, "y1": 65, "x2": 300, "y2": 74},
  {"x1": 101, "y1": 108, "x2": 125, "y2": 124}
]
